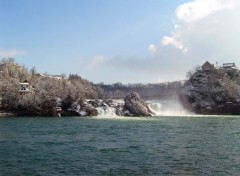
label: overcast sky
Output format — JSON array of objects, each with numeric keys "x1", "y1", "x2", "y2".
[{"x1": 1, "y1": 0, "x2": 240, "y2": 83}]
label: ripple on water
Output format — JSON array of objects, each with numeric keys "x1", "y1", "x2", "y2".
[{"x1": 1, "y1": 116, "x2": 240, "y2": 175}]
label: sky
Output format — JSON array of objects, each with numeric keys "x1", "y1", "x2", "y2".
[{"x1": 0, "y1": 0, "x2": 240, "y2": 84}]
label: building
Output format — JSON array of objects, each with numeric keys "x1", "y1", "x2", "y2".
[
  {"x1": 222, "y1": 63, "x2": 237, "y2": 70},
  {"x1": 19, "y1": 82, "x2": 30, "y2": 93},
  {"x1": 202, "y1": 61, "x2": 215, "y2": 72}
]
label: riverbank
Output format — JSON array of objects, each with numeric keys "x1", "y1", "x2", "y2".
[
  {"x1": 0, "y1": 111, "x2": 14, "y2": 117},
  {"x1": 1, "y1": 92, "x2": 154, "y2": 117}
]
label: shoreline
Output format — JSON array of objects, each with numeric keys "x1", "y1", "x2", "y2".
[{"x1": 0, "y1": 111, "x2": 14, "y2": 117}]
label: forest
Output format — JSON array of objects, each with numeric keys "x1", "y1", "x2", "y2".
[{"x1": 0, "y1": 58, "x2": 184, "y2": 116}]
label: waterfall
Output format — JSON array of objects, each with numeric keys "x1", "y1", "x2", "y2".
[
  {"x1": 147, "y1": 99, "x2": 191, "y2": 116},
  {"x1": 96, "y1": 106, "x2": 117, "y2": 116},
  {"x1": 85, "y1": 98, "x2": 190, "y2": 117},
  {"x1": 94, "y1": 100, "x2": 124, "y2": 117}
]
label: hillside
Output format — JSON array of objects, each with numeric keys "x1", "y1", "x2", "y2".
[
  {"x1": 1, "y1": 58, "x2": 240, "y2": 116},
  {"x1": 0, "y1": 58, "x2": 154, "y2": 117},
  {"x1": 180, "y1": 61, "x2": 240, "y2": 115},
  {"x1": 0, "y1": 58, "x2": 103, "y2": 116}
]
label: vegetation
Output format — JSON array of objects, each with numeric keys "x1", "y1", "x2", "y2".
[
  {"x1": 0, "y1": 58, "x2": 103, "y2": 116},
  {"x1": 2, "y1": 58, "x2": 239, "y2": 116},
  {"x1": 0, "y1": 58, "x2": 186, "y2": 116},
  {"x1": 181, "y1": 61, "x2": 240, "y2": 114},
  {"x1": 96, "y1": 81, "x2": 184, "y2": 99},
  {"x1": 189, "y1": 64, "x2": 240, "y2": 100}
]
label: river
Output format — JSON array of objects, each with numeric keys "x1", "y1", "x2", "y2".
[{"x1": 1, "y1": 116, "x2": 240, "y2": 175}]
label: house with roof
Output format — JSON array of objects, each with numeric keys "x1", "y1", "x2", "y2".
[
  {"x1": 19, "y1": 80, "x2": 30, "y2": 93},
  {"x1": 222, "y1": 63, "x2": 237, "y2": 70},
  {"x1": 221, "y1": 62, "x2": 239, "y2": 80},
  {"x1": 202, "y1": 61, "x2": 215, "y2": 72}
]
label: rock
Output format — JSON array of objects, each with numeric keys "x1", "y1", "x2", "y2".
[
  {"x1": 82, "y1": 102, "x2": 98, "y2": 116},
  {"x1": 61, "y1": 102, "x2": 81, "y2": 116},
  {"x1": 52, "y1": 107, "x2": 62, "y2": 117},
  {"x1": 180, "y1": 67, "x2": 240, "y2": 115},
  {"x1": 0, "y1": 111, "x2": 14, "y2": 117},
  {"x1": 68, "y1": 102, "x2": 80, "y2": 112},
  {"x1": 124, "y1": 92, "x2": 153, "y2": 116},
  {"x1": 62, "y1": 110, "x2": 81, "y2": 116},
  {"x1": 59, "y1": 95, "x2": 153, "y2": 117},
  {"x1": 87, "y1": 99, "x2": 125, "y2": 116},
  {"x1": 61, "y1": 100, "x2": 98, "y2": 117},
  {"x1": 87, "y1": 100, "x2": 100, "y2": 108}
]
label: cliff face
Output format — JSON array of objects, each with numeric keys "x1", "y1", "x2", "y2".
[{"x1": 180, "y1": 67, "x2": 240, "y2": 115}]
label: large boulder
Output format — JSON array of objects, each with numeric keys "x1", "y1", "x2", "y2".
[
  {"x1": 85, "y1": 105, "x2": 98, "y2": 116},
  {"x1": 124, "y1": 92, "x2": 153, "y2": 116},
  {"x1": 82, "y1": 102, "x2": 98, "y2": 116}
]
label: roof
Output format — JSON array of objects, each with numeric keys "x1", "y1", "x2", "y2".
[
  {"x1": 202, "y1": 61, "x2": 214, "y2": 67},
  {"x1": 223, "y1": 63, "x2": 235, "y2": 67},
  {"x1": 202, "y1": 61, "x2": 214, "y2": 70}
]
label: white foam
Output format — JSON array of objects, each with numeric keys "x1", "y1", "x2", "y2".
[
  {"x1": 96, "y1": 106, "x2": 117, "y2": 117},
  {"x1": 147, "y1": 99, "x2": 191, "y2": 116},
  {"x1": 89, "y1": 98, "x2": 192, "y2": 117}
]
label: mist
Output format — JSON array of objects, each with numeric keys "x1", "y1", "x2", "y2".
[{"x1": 147, "y1": 96, "x2": 191, "y2": 116}]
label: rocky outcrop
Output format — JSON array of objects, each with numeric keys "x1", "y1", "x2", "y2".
[
  {"x1": 124, "y1": 92, "x2": 153, "y2": 116},
  {"x1": 85, "y1": 99, "x2": 124, "y2": 116},
  {"x1": 180, "y1": 69, "x2": 240, "y2": 115},
  {"x1": 60, "y1": 92, "x2": 153, "y2": 117},
  {"x1": 61, "y1": 101, "x2": 98, "y2": 117},
  {"x1": 82, "y1": 103, "x2": 98, "y2": 116}
]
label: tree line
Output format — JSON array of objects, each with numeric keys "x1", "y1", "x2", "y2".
[
  {"x1": 95, "y1": 81, "x2": 184, "y2": 99},
  {"x1": 0, "y1": 58, "x2": 185, "y2": 115}
]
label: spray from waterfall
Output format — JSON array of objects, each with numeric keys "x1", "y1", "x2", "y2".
[
  {"x1": 147, "y1": 97, "x2": 191, "y2": 116},
  {"x1": 87, "y1": 97, "x2": 191, "y2": 117},
  {"x1": 95, "y1": 99, "x2": 124, "y2": 117}
]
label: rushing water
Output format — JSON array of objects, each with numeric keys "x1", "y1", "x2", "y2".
[{"x1": 1, "y1": 116, "x2": 240, "y2": 175}]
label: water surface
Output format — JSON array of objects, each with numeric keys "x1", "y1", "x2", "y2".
[{"x1": 1, "y1": 116, "x2": 240, "y2": 175}]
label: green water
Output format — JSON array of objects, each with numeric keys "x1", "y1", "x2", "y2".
[{"x1": 0, "y1": 116, "x2": 240, "y2": 175}]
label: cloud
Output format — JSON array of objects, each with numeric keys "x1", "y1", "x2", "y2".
[
  {"x1": 87, "y1": 0, "x2": 240, "y2": 82},
  {"x1": 0, "y1": 49, "x2": 26, "y2": 58},
  {"x1": 148, "y1": 44, "x2": 158, "y2": 56},
  {"x1": 155, "y1": 0, "x2": 240, "y2": 68},
  {"x1": 160, "y1": 0, "x2": 239, "y2": 55},
  {"x1": 161, "y1": 36, "x2": 188, "y2": 53},
  {"x1": 175, "y1": 0, "x2": 235, "y2": 23},
  {"x1": 88, "y1": 55, "x2": 106, "y2": 68}
]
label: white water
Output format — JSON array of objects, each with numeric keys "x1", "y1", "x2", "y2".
[
  {"x1": 147, "y1": 99, "x2": 191, "y2": 116},
  {"x1": 95, "y1": 99, "x2": 124, "y2": 117},
  {"x1": 95, "y1": 98, "x2": 191, "y2": 117},
  {"x1": 96, "y1": 106, "x2": 118, "y2": 117}
]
